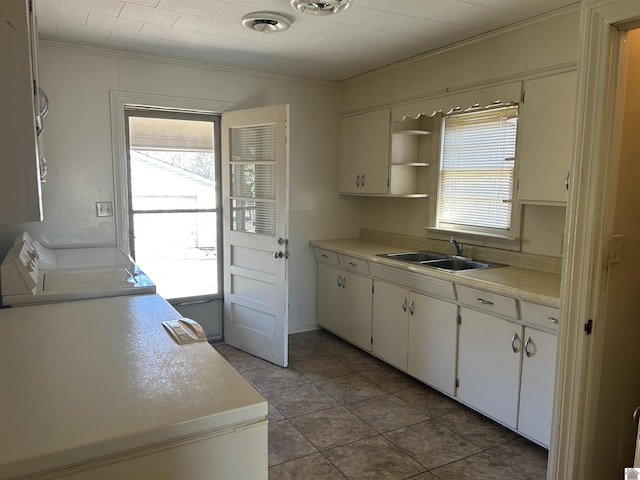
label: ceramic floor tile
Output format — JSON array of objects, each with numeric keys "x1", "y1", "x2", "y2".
[
  {"x1": 360, "y1": 365, "x2": 421, "y2": 392},
  {"x1": 488, "y1": 437, "x2": 549, "y2": 480},
  {"x1": 383, "y1": 419, "x2": 482, "y2": 470},
  {"x1": 289, "y1": 405, "x2": 377, "y2": 450},
  {"x1": 268, "y1": 402, "x2": 286, "y2": 423},
  {"x1": 334, "y1": 348, "x2": 387, "y2": 372},
  {"x1": 268, "y1": 420, "x2": 317, "y2": 466},
  {"x1": 264, "y1": 383, "x2": 340, "y2": 418},
  {"x1": 430, "y1": 451, "x2": 529, "y2": 479},
  {"x1": 394, "y1": 386, "x2": 461, "y2": 418},
  {"x1": 347, "y1": 393, "x2": 429, "y2": 433},
  {"x1": 324, "y1": 435, "x2": 425, "y2": 480},
  {"x1": 243, "y1": 363, "x2": 310, "y2": 393},
  {"x1": 221, "y1": 351, "x2": 272, "y2": 373},
  {"x1": 291, "y1": 356, "x2": 356, "y2": 382},
  {"x1": 436, "y1": 407, "x2": 518, "y2": 449},
  {"x1": 316, "y1": 373, "x2": 390, "y2": 404},
  {"x1": 268, "y1": 453, "x2": 347, "y2": 480}
]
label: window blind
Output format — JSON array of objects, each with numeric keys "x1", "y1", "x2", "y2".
[{"x1": 438, "y1": 105, "x2": 518, "y2": 231}]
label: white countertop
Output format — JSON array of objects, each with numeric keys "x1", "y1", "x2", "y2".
[
  {"x1": 0, "y1": 294, "x2": 267, "y2": 479},
  {"x1": 311, "y1": 238, "x2": 561, "y2": 307}
]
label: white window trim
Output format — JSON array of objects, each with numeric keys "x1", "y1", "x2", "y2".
[{"x1": 109, "y1": 91, "x2": 236, "y2": 252}]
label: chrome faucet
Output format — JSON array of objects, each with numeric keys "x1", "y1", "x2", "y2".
[{"x1": 450, "y1": 236, "x2": 463, "y2": 257}]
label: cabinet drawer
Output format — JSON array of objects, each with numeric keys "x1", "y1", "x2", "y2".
[
  {"x1": 520, "y1": 301, "x2": 559, "y2": 332},
  {"x1": 456, "y1": 285, "x2": 518, "y2": 319},
  {"x1": 339, "y1": 254, "x2": 370, "y2": 275},
  {"x1": 313, "y1": 248, "x2": 340, "y2": 266}
]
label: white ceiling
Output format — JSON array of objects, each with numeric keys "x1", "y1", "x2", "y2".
[{"x1": 35, "y1": 0, "x2": 578, "y2": 81}]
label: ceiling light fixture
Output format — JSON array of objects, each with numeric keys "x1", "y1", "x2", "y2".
[
  {"x1": 290, "y1": 0, "x2": 352, "y2": 16},
  {"x1": 241, "y1": 12, "x2": 292, "y2": 33}
]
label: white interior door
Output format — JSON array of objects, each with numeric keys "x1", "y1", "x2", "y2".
[{"x1": 222, "y1": 105, "x2": 289, "y2": 367}]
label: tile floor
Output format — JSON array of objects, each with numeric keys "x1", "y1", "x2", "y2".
[{"x1": 212, "y1": 329, "x2": 548, "y2": 480}]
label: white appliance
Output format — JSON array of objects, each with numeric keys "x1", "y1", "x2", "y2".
[
  {"x1": 0, "y1": 235, "x2": 155, "y2": 306},
  {"x1": 14, "y1": 231, "x2": 136, "y2": 271},
  {"x1": 0, "y1": 294, "x2": 268, "y2": 480}
]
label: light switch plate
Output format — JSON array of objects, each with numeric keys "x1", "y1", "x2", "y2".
[{"x1": 96, "y1": 202, "x2": 113, "y2": 217}]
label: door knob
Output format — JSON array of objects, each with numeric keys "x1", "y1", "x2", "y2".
[{"x1": 273, "y1": 251, "x2": 283, "y2": 258}]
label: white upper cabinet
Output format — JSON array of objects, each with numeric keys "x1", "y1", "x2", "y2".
[
  {"x1": 517, "y1": 70, "x2": 577, "y2": 204},
  {"x1": 0, "y1": 0, "x2": 45, "y2": 223},
  {"x1": 339, "y1": 109, "x2": 390, "y2": 195}
]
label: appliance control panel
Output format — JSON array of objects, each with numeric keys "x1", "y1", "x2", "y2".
[{"x1": 0, "y1": 240, "x2": 39, "y2": 295}]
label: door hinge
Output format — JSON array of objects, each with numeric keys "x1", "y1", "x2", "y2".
[
  {"x1": 584, "y1": 319, "x2": 593, "y2": 335},
  {"x1": 457, "y1": 314, "x2": 462, "y2": 325},
  {"x1": 372, "y1": 285, "x2": 375, "y2": 294},
  {"x1": 387, "y1": 178, "x2": 390, "y2": 187},
  {"x1": 371, "y1": 336, "x2": 373, "y2": 345},
  {"x1": 455, "y1": 378, "x2": 460, "y2": 388}
]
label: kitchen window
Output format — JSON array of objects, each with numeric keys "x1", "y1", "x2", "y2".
[
  {"x1": 125, "y1": 109, "x2": 222, "y2": 300},
  {"x1": 432, "y1": 104, "x2": 520, "y2": 245}
]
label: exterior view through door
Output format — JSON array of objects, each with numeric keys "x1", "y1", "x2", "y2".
[{"x1": 222, "y1": 105, "x2": 289, "y2": 367}]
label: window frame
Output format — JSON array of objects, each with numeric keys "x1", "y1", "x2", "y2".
[
  {"x1": 426, "y1": 105, "x2": 522, "y2": 251},
  {"x1": 109, "y1": 91, "x2": 236, "y2": 300}
]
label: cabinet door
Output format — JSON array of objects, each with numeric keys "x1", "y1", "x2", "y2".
[
  {"x1": 339, "y1": 114, "x2": 363, "y2": 194},
  {"x1": 339, "y1": 109, "x2": 390, "y2": 195},
  {"x1": 519, "y1": 327, "x2": 557, "y2": 447},
  {"x1": 517, "y1": 71, "x2": 577, "y2": 204},
  {"x1": 458, "y1": 307, "x2": 522, "y2": 428},
  {"x1": 316, "y1": 263, "x2": 342, "y2": 336},
  {"x1": 360, "y1": 109, "x2": 390, "y2": 194},
  {"x1": 372, "y1": 280, "x2": 408, "y2": 371},
  {"x1": 408, "y1": 294, "x2": 458, "y2": 396},
  {"x1": 0, "y1": 0, "x2": 43, "y2": 223},
  {"x1": 341, "y1": 271, "x2": 372, "y2": 351}
]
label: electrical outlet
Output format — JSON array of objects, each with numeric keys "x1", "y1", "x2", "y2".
[
  {"x1": 610, "y1": 234, "x2": 623, "y2": 264},
  {"x1": 96, "y1": 202, "x2": 113, "y2": 217}
]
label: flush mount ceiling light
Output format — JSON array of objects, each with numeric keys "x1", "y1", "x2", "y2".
[
  {"x1": 290, "y1": 0, "x2": 352, "y2": 16},
  {"x1": 241, "y1": 12, "x2": 292, "y2": 33}
]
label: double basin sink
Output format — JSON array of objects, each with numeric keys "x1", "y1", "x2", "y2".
[{"x1": 377, "y1": 251, "x2": 505, "y2": 272}]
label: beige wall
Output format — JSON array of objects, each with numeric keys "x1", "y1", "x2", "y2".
[
  {"x1": 341, "y1": 7, "x2": 579, "y2": 258},
  {"x1": 0, "y1": 44, "x2": 356, "y2": 332}
]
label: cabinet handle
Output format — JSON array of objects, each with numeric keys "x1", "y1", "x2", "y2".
[
  {"x1": 348, "y1": 261, "x2": 358, "y2": 268},
  {"x1": 565, "y1": 172, "x2": 570, "y2": 190},
  {"x1": 356, "y1": 174, "x2": 360, "y2": 187},
  {"x1": 549, "y1": 316, "x2": 559, "y2": 324},
  {"x1": 524, "y1": 337, "x2": 534, "y2": 357},
  {"x1": 634, "y1": 406, "x2": 640, "y2": 426},
  {"x1": 402, "y1": 298, "x2": 407, "y2": 312},
  {"x1": 342, "y1": 276, "x2": 346, "y2": 289},
  {"x1": 477, "y1": 298, "x2": 494, "y2": 306},
  {"x1": 321, "y1": 253, "x2": 329, "y2": 259},
  {"x1": 39, "y1": 87, "x2": 49, "y2": 117},
  {"x1": 409, "y1": 300, "x2": 415, "y2": 316},
  {"x1": 511, "y1": 333, "x2": 521, "y2": 353},
  {"x1": 337, "y1": 275, "x2": 342, "y2": 288},
  {"x1": 361, "y1": 173, "x2": 365, "y2": 187},
  {"x1": 40, "y1": 157, "x2": 48, "y2": 183}
]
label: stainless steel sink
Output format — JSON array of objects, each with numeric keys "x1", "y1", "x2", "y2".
[
  {"x1": 378, "y1": 250, "x2": 505, "y2": 272},
  {"x1": 377, "y1": 251, "x2": 447, "y2": 263},
  {"x1": 421, "y1": 258, "x2": 492, "y2": 271}
]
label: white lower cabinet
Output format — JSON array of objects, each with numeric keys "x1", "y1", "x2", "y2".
[
  {"x1": 518, "y1": 327, "x2": 557, "y2": 447},
  {"x1": 314, "y1": 249, "x2": 557, "y2": 448},
  {"x1": 407, "y1": 294, "x2": 458, "y2": 396},
  {"x1": 316, "y1": 262, "x2": 372, "y2": 351},
  {"x1": 371, "y1": 280, "x2": 409, "y2": 370},
  {"x1": 457, "y1": 307, "x2": 522, "y2": 429}
]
